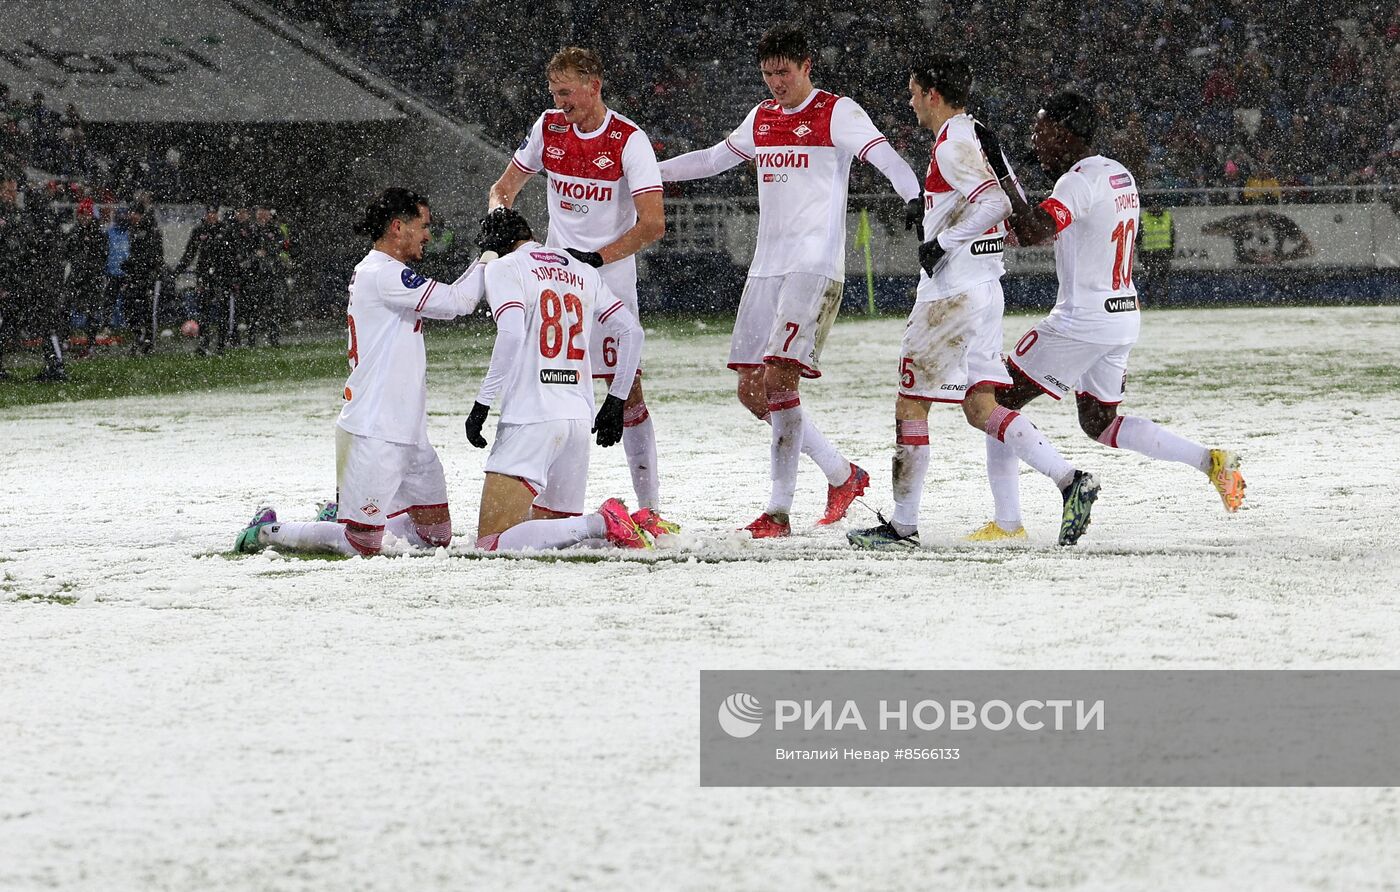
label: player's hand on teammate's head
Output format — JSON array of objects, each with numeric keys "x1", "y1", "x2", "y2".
[
  {"x1": 477, "y1": 206, "x2": 532, "y2": 256},
  {"x1": 565, "y1": 248, "x2": 605, "y2": 268},
  {"x1": 464, "y1": 401, "x2": 491, "y2": 448},
  {"x1": 592, "y1": 394, "x2": 626, "y2": 447},
  {"x1": 904, "y1": 196, "x2": 925, "y2": 242}
]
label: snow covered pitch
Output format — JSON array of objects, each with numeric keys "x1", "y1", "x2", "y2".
[{"x1": 3, "y1": 306, "x2": 1398, "y2": 890}]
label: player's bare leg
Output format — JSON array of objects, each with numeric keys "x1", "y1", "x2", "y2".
[
  {"x1": 476, "y1": 473, "x2": 647, "y2": 551},
  {"x1": 1077, "y1": 394, "x2": 1245, "y2": 512},
  {"x1": 620, "y1": 375, "x2": 661, "y2": 510}
]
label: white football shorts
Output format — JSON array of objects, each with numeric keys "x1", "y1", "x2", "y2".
[
  {"x1": 335, "y1": 426, "x2": 449, "y2": 528},
  {"x1": 591, "y1": 262, "x2": 642, "y2": 381},
  {"x1": 1006, "y1": 321, "x2": 1134, "y2": 404},
  {"x1": 484, "y1": 418, "x2": 591, "y2": 515},
  {"x1": 898, "y1": 280, "x2": 1012, "y2": 403},
  {"x1": 728, "y1": 273, "x2": 844, "y2": 378}
]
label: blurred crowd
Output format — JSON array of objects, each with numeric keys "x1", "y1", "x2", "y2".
[
  {"x1": 0, "y1": 169, "x2": 297, "y2": 383},
  {"x1": 278, "y1": 0, "x2": 1400, "y2": 195}
]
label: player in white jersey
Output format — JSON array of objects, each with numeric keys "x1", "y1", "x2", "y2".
[
  {"x1": 462, "y1": 207, "x2": 660, "y2": 552},
  {"x1": 973, "y1": 92, "x2": 1246, "y2": 538},
  {"x1": 848, "y1": 56, "x2": 1099, "y2": 551},
  {"x1": 234, "y1": 188, "x2": 488, "y2": 557},
  {"x1": 487, "y1": 47, "x2": 670, "y2": 521},
  {"x1": 658, "y1": 24, "x2": 923, "y2": 538}
]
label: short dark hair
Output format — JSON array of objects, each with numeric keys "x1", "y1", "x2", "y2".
[
  {"x1": 354, "y1": 187, "x2": 427, "y2": 239},
  {"x1": 1041, "y1": 91, "x2": 1098, "y2": 142},
  {"x1": 758, "y1": 24, "x2": 810, "y2": 65},
  {"x1": 911, "y1": 55, "x2": 971, "y2": 107}
]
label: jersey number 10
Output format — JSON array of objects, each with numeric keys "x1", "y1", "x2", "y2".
[
  {"x1": 539, "y1": 289, "x2": 585, "y2": 360},
  {"x1": 1110, "y1": 220, "x2": 1136, "y2": 290}
]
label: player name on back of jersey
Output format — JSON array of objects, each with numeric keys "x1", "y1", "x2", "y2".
[{"x1": 528, "y1": 258, "x2": 585, "y2": 290}]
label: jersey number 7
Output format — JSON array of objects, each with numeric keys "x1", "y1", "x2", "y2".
[{"x1": 540, "y1": 289, "x2": 586, "y2": 360}]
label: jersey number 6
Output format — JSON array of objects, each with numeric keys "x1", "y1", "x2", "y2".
[{"x1": 539, "y1": 289, "x2": 586, "y2": 360}]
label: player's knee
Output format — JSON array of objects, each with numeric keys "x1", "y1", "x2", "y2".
[{"x1": 344, "y1": 525, "x2": 385, "y2": 556}]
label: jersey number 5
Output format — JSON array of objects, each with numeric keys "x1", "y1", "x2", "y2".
[
  {"x1": 1110, "y1": 220, "x2": 1136, "y2": 290},
  {"x1": 539, "y1": 289, "x2": 585, "y2": 360}
]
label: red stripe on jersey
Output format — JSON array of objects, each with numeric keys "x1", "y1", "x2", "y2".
[
  {"x1": 599, "y1": 300, "x2": 624, "y2": 323},
  {"x1": 510, "y1": 157, "x2": 539, "y2": 175},
  {"x1": 493, "y1": 300, "x2": 525, "y2": 318},
  {"x1": 967, "y1": 179, "x2": 997, "y2": 203},
  {"x1": 415, "y1": 280, "x2": 436, "y2": 312},
  {"x1": 857, "y1": 136, "x2": 886, "y2": 160},
  {"x1": 753, "y1": 91, "x2": 839, "y2": 147},
  {"x1": 540, "y1": 110, "x2": 633, "y2": 182},
  {"x1": 1040, "y1": 197, "x2": 1074, "y2": 232},
  {"x1": 630, "y1": 185, "x2": 663, "y2": 196},
  {"x1": 724, "y1": 138, "x2": 752, "y2": 161},
  {"x1": 924, "y1": 128, "x2": 953, "y2": 194}
]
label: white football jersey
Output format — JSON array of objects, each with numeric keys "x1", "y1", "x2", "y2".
[
  {"x1": 338, "y1": 250, "x2": 485, "y2": 445},
  {"x1": 917, "y1": 113, "x2": 1011, "y2": 301},
  {"x1": 512, "y1": 108, "x2": 662, "y2": 290},
  {"x1": 484, "y1": 243, "x2": 631, "y2": 425},
  {"x1": 1040, "y1": 155, "x2": 1142, "y2": 345},
  {"x1": 724, "y1": 90, "x2": 893, "y2": 280}
]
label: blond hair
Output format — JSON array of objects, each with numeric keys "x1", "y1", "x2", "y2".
[{"x1": 547, "y1": 46, "x2": 604, "y2": 81}]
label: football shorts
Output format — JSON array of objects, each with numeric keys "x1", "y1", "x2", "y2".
[
  {"x1": 728, "y1": 273, "x2": 843, "y2": 379},
  {"x1": 335, "y1": 426, "x2": 449, "y2": 528},
  {"x1": 1007, "y1": 322, "x2": 1134, "y2": 404},
  {"x1": 484, "y1": 418, "x2": 591, "y2": 516},
  {"x1": 591, "y1": 262, "x2": 642, "y2": 381},
  {"x1": 898, "y1": 280, "x2": 1012, "y2": 403}
]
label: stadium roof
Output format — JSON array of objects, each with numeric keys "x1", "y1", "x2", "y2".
[{"x1": 0, "y1": 0, "x2": 406, "y2": 123}]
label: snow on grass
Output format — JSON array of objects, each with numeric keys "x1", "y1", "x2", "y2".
[{"x1": 2, "y1": 307, "x2": 1398, "y2": 890}]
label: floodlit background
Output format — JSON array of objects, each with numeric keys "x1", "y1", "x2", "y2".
[{"x1": 3, "y1": 0, "x2": 1400, "y2": 888}]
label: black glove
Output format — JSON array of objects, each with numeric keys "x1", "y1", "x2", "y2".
[
  {"x1": 566, "y1": 248, "x2": 605, "y2": 268},
  {"x1": 904, "y1": 196, "x2": 925, "y2": 242},
  {"x1": 464, "y1": 401, "x2": 490, "y2": 448},
  {"x1": 919, "y1": 238, "x2": 947, "y2": 277},
  {"x1": 592, "y1": 394, "x2": 626, "y2": 447},
  {"x1": 476, "y1": 206, "x2": 531, "y2": 256},
  {"x1": 973, "y1": 120, "x2": 1011, "y2": 182}
]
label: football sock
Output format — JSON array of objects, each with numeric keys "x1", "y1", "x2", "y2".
[
  {"x1": 766, "y1": 391, "x2": 804, "y2": 516},
  {"x1": 263, "y1": 521, "x2": 359, "y2": 556},
  {"x1": 985, "y1": 435, "x2": 1024, "y2": 530},
  {"x1": 891, "y1": 420, "x2": 930, "y2": 536},
  {"x1": 760, "y1": 410, "x2": 851, "y2": 485},
  {"x1": 386, "y1": 514, "x2": 452, "y2": 548},
  {"x1": 495, "y1": 514, "x2": 606, "y2": 551},
  {"x1": 622, "y1": 406, "x2": 660, "y2": 510},
  {"x1": 1099, "y1": 415, "x2": 1211, "y2": 472},
  {"x1": 985, "y1": 406, "x2": 1075, "y2": 490},
  {"x1": 800, "y1": 416, "x2": 851, "y2": 486}
]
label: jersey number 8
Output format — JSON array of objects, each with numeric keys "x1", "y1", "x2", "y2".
[{"x1": 539, "y1": 289, "x2": 586, "y2": 360}]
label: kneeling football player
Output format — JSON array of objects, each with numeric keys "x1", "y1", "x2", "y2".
[
  {"x1": 235, "y1": 187, "x2": 489, "y2": 557},
  {"x1": 466, "y1": 207, "x2": 678, "y2": 551}
]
